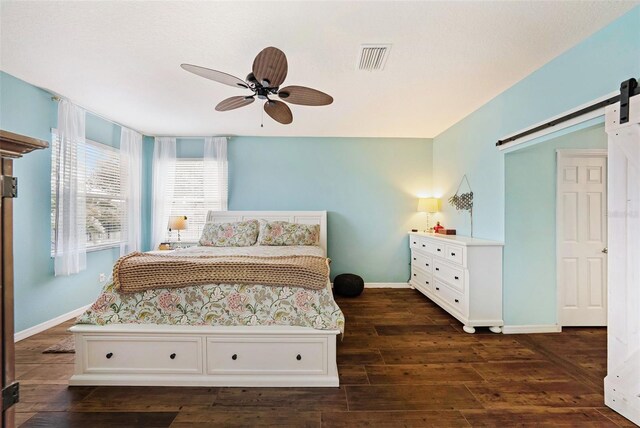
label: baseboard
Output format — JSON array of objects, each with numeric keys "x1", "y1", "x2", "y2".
[
  {"x1": 502, "y1": 324, "x2": 562, "y2": 334},
  {"x1": 14, "y1": 304, "x2": 91, "y2": 342},
  {"x1": 365, "y1": 282, "x2": 411, "y2": 289}
]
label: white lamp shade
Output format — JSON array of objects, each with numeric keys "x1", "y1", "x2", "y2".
[
  {"x1": 168, "y1": 216, "x2": 188, "y2": 231},
  {"x1": 417, "y1": 198, "x2": 440, "y2": 213}
]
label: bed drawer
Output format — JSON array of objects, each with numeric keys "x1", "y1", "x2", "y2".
[
  {"x1": 206, "y1": 337, "x2": 327, "y2": 375},
  {"x1": 411, "y1": 250, "x2": 433, "y2": 273},
  {"x1": 82, "y1": 335, "x2": 203, "y2": 374}
]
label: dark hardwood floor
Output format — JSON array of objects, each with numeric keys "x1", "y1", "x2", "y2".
[{"x1": 13, "y1": 288, "x2": 634, "y2": 427}]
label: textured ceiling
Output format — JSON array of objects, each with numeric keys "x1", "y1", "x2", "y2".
[{"x1": 1, "y1": 1, "x2": 637, "y2": 138}]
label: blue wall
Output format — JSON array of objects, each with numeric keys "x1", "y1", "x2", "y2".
[
  {"x1": 504, "y1": 125, "x2": 607, "y2": 326},
  {"x1": 433, "y1": 6, "x2": 640, "y2": 241},
  {"x1": 433, "y1": 6, "x2": 639, "y2": 326},
  {"x1": 0, "y1": 71, "x2": 150, "y2": 332},
  {"x1": 170, "y1": 136, "x2": 434, "y2": 282},
  {"x1": 228, "y1": 137, "x2": 433, "y2": 282}
]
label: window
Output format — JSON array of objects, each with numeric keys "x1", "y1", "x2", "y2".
[
  {"x1": 165, "y1": 158, "x2": 224, "y2": 242},
  {"x1": 51, "y1": 132, "x2": 127, "y2": 251}
]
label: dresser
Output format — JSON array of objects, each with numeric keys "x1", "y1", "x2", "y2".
[{"x1": 409, "y1": 232, "x2": 503, "y2": 334}]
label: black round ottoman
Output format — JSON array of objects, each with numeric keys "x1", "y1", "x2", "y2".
[{"x1": 334, "y1": 273, "x2": 364, "y2": 297}]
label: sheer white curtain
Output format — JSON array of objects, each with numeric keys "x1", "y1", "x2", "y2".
[
  {"x1": 119, "y1": 128, "x2": 143, "y2": 255},
  {"x1": 152, "y1": 137, "x2": 176, "y2": 250},
  {"x1": 54, "y1": 99, "x2": 87, "y2": 276},
  {"x1": 204, "y1": 136, "x2": 228, "y2": 211}
]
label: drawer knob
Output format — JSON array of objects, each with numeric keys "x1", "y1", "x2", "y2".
[
  {"x1": 232, "y1": 354, "x2": 238, "y2": 360},
  {"x1": 437, "y1": 248, "x2": 441, "y2": 252},
  {"x1": 170, "y1": 353, "x2": 176, "y2": 360},
  {"x1": 451, "y1": 252, "x2": 456, "y2": 256},
  {"x1": 422, "y1": 244, "x2": 426, "y2": 247},
  {"x1": 413, "y1": 273, "x2": 416, "y2": 277},
  {"x1": 455, "y1": 299, "x2": 459, "y2": 303},
  {"x1": 426, "y1": 263, "x2": 429, "y2": 267},
  {"x1": 435, "y1": 287, "x2": 440, "y2": 291},
  {"x1": 296, "y1": 354, "x2": 302, "y2": 361},
  {"x1": 454, "y1": 276, "x2": 459, "y2": 280},
  {"x1": 106, "y1": 352, "x2": 113, "y2": 359},
  {"x1": 435, "y1": 268, "x2": 440, "y2": 271},
  {"x1": 413, "y1": 257, "x2": 416, "y2": 261},
  {"x1": 425, "y1": 281, "x2": 429, "y2": 285}
]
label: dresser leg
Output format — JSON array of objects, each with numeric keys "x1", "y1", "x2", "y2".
[
  {"x1": 462, "y1": 325, "x2": 475, "y2": 334},
  {"x1": 489, "y1": 326, "x2": 502, "y2": 334}
]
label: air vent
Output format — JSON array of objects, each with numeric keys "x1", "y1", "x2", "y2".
[{"x1": 357, "y1": 44, "x2": 391, "y2": 71}]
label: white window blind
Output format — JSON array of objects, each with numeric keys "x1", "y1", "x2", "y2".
[
  {"x1": 51, "y1": 132, "x2": 127, "y2": 250},
  {"x1": 165, "y1": 158, "x2": 224, "y2": 242}
]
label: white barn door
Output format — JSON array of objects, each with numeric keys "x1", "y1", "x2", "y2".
[{"x1": 604, "y1": 94, "x2": 640, "y2": 424}]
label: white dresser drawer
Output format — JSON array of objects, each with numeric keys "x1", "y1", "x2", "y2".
[
  {"x1": 410, "y1": 235, "x2": 421, "y2": 249},
  {"x1": 446, "y1": 244, "x2": 464, "y2": 265},
  {"x1": 206, "y1": 337, "x2": 327, "y2": 375},
  {"x1": 411, "y1": 266, "x2": 433, "y2": 293},
  {"x1": 415, "y1": 238, "x2": 436, "y2": 254},
  {"x1": 411, "y1": 250, "x2": 433, "y2": 273},
  {"x1": 433, "y1": 261, "x2": 465, "y2": 292},
  {"x1": 433, "y1": 281, "x2": 466, "y2": 315},
  {"x1": 82, "y1": 335, "x2": 203, "y2": 374},
  {"x1": 432, "y1": 241, "x2": 446, "y2": 257}
]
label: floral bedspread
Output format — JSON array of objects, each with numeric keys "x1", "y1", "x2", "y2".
[{"x1": 77, "y1": 246, "x2": 345, "y2": 333}]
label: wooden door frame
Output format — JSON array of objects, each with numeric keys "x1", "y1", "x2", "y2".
[{"x1": 555, "y1": 148, "x2": 608, "y2": 329}]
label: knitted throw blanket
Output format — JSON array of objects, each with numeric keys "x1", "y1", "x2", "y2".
[{"x1": 113, "y1": 252, "x2": 330, "y2": 293}]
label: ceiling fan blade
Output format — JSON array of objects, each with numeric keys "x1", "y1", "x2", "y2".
[
  {"x1": 215, "y1": 96, "x2": 255, "y2": 112},
  {"x1": 181, "y1": 64, "x2": 249, "y2": 89},
  {"x1": 278, "y1": 86, "x2": 333, "y2": 106},
  {"x1": 264, "y1": 100, "x2": 293, "y2": 124},
  {"x1": 252, "y1": 47, "x2": 288, "y2": 88}
]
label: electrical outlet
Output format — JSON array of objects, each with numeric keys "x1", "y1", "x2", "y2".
[{"x1": 99, "y1": 273, "x2": 106, "y2": 283}]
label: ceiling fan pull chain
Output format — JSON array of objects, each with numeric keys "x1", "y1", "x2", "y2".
[{"x1": 261, "y1": 108, "x2": 264, "y2": 128}]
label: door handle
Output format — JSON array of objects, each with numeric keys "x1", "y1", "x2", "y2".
[{"x1": 602, "y1": 248, "x2": 608, "y2": 254}]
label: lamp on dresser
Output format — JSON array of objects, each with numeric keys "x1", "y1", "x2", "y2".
[{"x1": 417, "y1": 197, "x2": 440, "y2": 232}]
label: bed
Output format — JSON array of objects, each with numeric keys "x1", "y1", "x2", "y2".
[{"x1": 69, "y1": 211, "x2": 344, "y2": 387}]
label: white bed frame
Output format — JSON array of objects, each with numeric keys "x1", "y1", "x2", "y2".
[{"x1": 69, "y1": 211, "x2": 340, "y2": 387}]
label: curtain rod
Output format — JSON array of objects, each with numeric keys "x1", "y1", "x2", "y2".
[
  {"x1": 50, "y1": 94, "x2": 146, "y2": 136},
  {"x1": 496, "y1": 77, "x2": 639, "y2": 147}
]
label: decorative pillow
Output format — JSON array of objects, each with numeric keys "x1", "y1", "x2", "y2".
[
  {"x1": 199, "y1": 220, "x2": 259, "y2": 247},
  {"x1": 258, "y1": 220, "x2": 320, "y2": 246}
]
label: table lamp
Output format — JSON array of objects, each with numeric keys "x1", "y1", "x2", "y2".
[
  {"x1": 417, "y1": 198, "x2": 440, "y2": 232},
  {"x1": 168, "y1": 215, "x2": 188, "y2": 247}
]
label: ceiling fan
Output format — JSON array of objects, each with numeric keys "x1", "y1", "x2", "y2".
[{"x1": 181, "y1": 47, "x2": 333, "y2": 125}]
